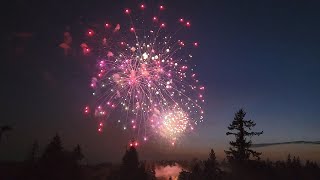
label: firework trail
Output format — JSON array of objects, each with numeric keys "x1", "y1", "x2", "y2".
[{"x1": 82, "y1": 4, "x2": 205, "y2": 145}]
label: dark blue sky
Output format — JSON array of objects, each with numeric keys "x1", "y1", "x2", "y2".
[
  {"x1": 2, "y1": 0, "x2": 320, "y2": 162},
  {"x1": 196, "y1": 0, "x2": 320, "y2": 143}
]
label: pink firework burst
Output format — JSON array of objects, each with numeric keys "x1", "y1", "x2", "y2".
[{"x1": 82, "y1": 3, "x2": 205, "y2": 145}]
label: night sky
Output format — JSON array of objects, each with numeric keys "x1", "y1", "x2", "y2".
[{"x1": 2, "y1": 0, "x2": 320, "y2": 163}]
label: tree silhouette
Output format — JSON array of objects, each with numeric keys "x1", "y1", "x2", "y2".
[
  {"x1": 27, "y1": 140, "x2": 39, "y2": 162},
  {"x1": 225, "y1": 109, "x2": 263, "y2": 163},
  {"x1": 149, "y1": 163, "x2": 156, "y2": 180},
  {"x1": 305, "y1": 160, "x2": 319, "y2": 169},
  {"x1": 72, "y1": 144, "x2": 84, "y2": 162},
  {"x1": 178, "y1": 170, "x2": 191, "y2": 180},
  {"x1": 191, "y1": 161, "x2": 202, "y2": 179},
  {"x1": 122, "y1": 145, "x2": 139, "y2": 172},
  {"x1": 0, "y1": 125, "x2": 13, "y2": 143},
  {"x1": 203, "y1": 149, "x2": 221, "y2": 180},
  {"x1": 286, "y1": 154, "x2": 292, "y2": 166},
  {"x1": 39, "y1": 134, "x2": 66, "y2": 179},
  {"x1": 119, "y1": 145, "x2": 147, "y2": 180},
  {"x1": 137, "y1": 162, "x2": 148, "y2": 180},
  {"x1": 23, "y1": 140, "x2": 40, "y2": 179},
  {"x1": 43, "y1": 134, "x2": 63, "y2": 155},
  {"x1": 38, "y1": 134, "x2": 84, "y2": 180}
]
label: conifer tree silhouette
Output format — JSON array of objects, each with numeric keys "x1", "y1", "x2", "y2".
[
  {"x1": 203, "y1": 149, "x2": 220, "y2": 179},
  {"x1": 225, "y1": 109, "x2": 263, "y2": 162},
  {"x1": 28, "y1": 140, "x2": 39, "y2": 162},
  {"x1": 0, "y1": 125, "x2": 12, "y2": 143},
  {"x1": 120, "y1": 145, "x2": 147, "y2": 180},
  {"x1": 72, "y1": 144, "x2": 84, "y2": 162}
]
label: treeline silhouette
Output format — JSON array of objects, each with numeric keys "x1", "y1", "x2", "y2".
[
  {"x1": 177, "y1": 152, "x2": 320, "y2": 180},
  {"x1": 178, "y1": 109, "x2": 320, "y2": 180},
  {"x1": 1, "y1": 134, "x2": 85, "y2": 180},
  {"x1": 0, "y1": 109, "x2": 319, "y2": 180}
]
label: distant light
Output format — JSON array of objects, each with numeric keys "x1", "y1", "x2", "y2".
[
  {"x1": 84, "y1": 106, "x2": 89, "y2": 114},
  {"x1": 186, "y1": 21, "x2": 191, "y2": 27},
  {"x1": 140, "y1": 4, "x2": 145, "y2": 9},
  {"x1": 125, "y1": 8, "x2": 130, "y2": 14},
  {"x1": 179, "y1": 18, "x2": 184, "y2": 22},
  {"x1": 84, "y1": 106, "x2": 90, "y2": 114},
  {"x1": 160, "y1": 5, "x2": 164, "y2": 10},
  {"x1": 153, "y1": 17, "x2": 158, "y2": 21},
  {"x1": 130, "y1": 27, "x2": 135, "y2": 32},
  {"x1": 88, "y1": 30, "x2": 94, "y2": 36},
  {"x1": 161, "y1": 23, "x2": 165, "y2": 28}
]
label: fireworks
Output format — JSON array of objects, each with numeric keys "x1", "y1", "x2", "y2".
[
  {"x1": 83, "y1": 4, "x2": 205, "y2": 145},
  {"x1": 157, "y1": 105, "x2": 190, "y2": 143}
]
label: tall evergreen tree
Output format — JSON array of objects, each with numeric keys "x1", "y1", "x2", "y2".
[
  {"x1": 190, "y1": 161, "x2": 202, "y2": 179},
  {"x1": 23, "y1": 140, "x2": 40, "y2": 179},
  {"x1": 28, "y1": 140, "x2": 39, "y2": 162},
  {"x1": 122, "y1": 146, "x2": 139, "y2": 172},
  {"x1": 0, "y1": 125, "x2": 12, "y2": 143},
  {"x1": 286, "y1": 154, "x2": 292, "y2": 165},
  {"x1": 39, "y1": 134, "x2": 65, "y2": 179},
  {"x1": 39, "y1": 134, "x2": 85, "y2": 180},
  {"x1": 43, "y1": 134, "x2": 63, "y2": 156},
  {"x1": 72, "y1": 144, "x2": 84, "y2": 162},
  {"x1": 225, "y1": 109, "x2": 263, "y2": 162},
  {"x1": 120, "y1": 145, "x2": 147, "y2": 180},
  {"x1": 203, "y1": 149, "x2": 220, "y2": 179}
]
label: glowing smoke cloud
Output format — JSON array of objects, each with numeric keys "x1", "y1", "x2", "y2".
[{"x1": 155, "y1": 163, "x2": 183, "y2": 180}]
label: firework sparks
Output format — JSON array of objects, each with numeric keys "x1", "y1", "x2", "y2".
[
  {"x1": 157, "y1": 106, "x2": 190, "y2": 143},
  {"x1": 83, "y1": 3, "x2": 205, "y2": 144}
]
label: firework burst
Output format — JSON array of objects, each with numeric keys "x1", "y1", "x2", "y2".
[
  {"x1": 156, "y1": 105, "x2": 190, "y2": 144},
  {"x1": 83, "y1": 4, "x2": 205, "y2": 145}
]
